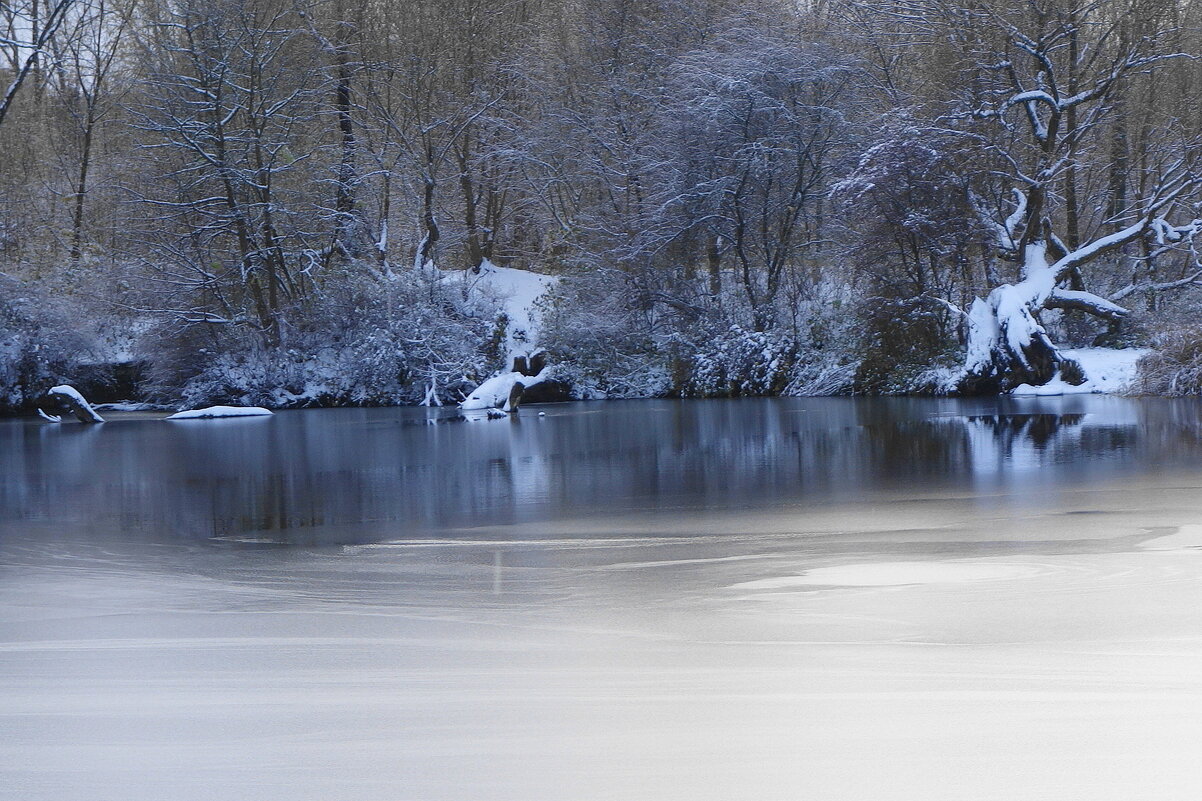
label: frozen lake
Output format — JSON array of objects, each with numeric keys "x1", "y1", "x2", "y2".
[{"x1": 5, "y1": 396, "x2": 1202, "y2": 800}]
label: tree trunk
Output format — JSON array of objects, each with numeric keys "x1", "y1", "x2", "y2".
[
  {"x1": 70, "y1": 112, "x2": 96, "y2": 263},
  {"x1": 333, "y1": 22, "x2": 358, "y2": 256},
  {"x1": 417, "y1": 166, "x2": 440, "y2": 269}
]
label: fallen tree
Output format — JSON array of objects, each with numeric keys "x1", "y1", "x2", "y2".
[{"x1": 47, "y1": 385, "x2": 105, "y2": 423}]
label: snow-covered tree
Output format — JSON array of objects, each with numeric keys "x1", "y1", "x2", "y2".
[
  {"x1": 942, "y1": 0, "x2": 1202, "y2": 393},
  {"x1": 130, "y1": 0, "x2": 327, "y2": 342}
]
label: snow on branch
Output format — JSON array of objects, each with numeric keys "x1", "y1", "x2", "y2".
[
  {"x1": 1110, "y1": 272, "x2": 1202, "y2": 302},
  {"x1": 1044, "y1": 289, "x2": 1128, "y2": 321},
  {"x1": 1003, "y1": 188, "x2": 1026, "y2": 246}
]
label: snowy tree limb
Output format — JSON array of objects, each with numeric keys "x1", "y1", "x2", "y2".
[
  {"x1": 48, "y1": 385, "x2": 104, "y2": 423},
  {"x1": 1110, "y1": 272, "x2": 1202, "y2": 302},
  {"x1": 1044, "y1": 289, "x2": 1128, "y2": 321}
]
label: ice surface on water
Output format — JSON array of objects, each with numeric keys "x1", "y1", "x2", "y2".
[
  {"x1": 731, "y1": 559, "x2": 1047, "y2": 589},
  {"x1": 6, "y1": 397, "x2": 1202, "y2": 800}
]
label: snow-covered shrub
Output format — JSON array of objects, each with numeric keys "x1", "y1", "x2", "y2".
[
  {"x1": 539, "y1": 263, "x2": 864, "y2": 399},
  {"x1": 783, "y1": 354, "x2": 859, "y2": 396},
  {"x1": 853, "y1": 297, "x2": 959, "y2": 394},
  {"x1": 1134, "y1": 325, "x2": 1202, "y2": 395},
  {"x1": 139, "y1": 268, "x2": 496, "y2": 408},
  {"x1": 0, "y1": 277, "x2": 95, "y2": 412},
  {"x1": 681, "y1": 324, "x2": 795, "y2": 397},
  {"x1": 676, "y1": 321, "x2": 859, "y2": 398},
  {"x1": 539, "y1": 270, "x2": 673, "y2": 398}
]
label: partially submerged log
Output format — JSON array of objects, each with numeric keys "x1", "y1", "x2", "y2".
[{"x1": 47, "y1": 384, "x2": 105, "y2": 423}]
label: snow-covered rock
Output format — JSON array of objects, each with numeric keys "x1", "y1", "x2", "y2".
[
  {"x1": 165, "y1": 405, "x2": 274, "y2": 420},
  {"x1": 1010, "y1": 347, "x2": 1147, "y2": 396},
  {"x1": 459, "y1": 367, "x2": 551, "y2": 411}
]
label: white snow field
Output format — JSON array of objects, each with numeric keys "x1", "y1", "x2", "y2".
[
  {"x1": 8, "y1": 472, "x2": 1202, "y2": 800},
  {"x1": 466, "y1": 259, "x2": 557, "y2": 361},
  {"x1": 1010, "y1": 346, "x2": 1147, "y2": 395}
]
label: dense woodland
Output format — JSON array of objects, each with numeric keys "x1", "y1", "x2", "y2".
[{"x1": 5, "y1": 0, "x2": 1202, "y2": 411}]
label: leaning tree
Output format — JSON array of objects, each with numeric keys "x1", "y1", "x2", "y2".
[{"x1": 930, "y1": 0, "x2": 1202, "y2": 393}]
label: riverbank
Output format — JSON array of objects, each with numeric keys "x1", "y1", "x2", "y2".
[{"x1": 2, "y1": 345, "x2": 1155, "y2": 419}]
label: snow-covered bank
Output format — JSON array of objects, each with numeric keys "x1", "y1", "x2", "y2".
[
  {"x1": 1010, "y1": 347, "x2": 1147, "y2": 396},
  {"x1": 458, "y1": 261, "x2": 559, "y2": 410},
  {"x1": 463, "y1": 260, "x2": 558, "y2": 361}
]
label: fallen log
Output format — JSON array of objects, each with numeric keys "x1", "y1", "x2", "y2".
[{"x1": 47, "y1": 385, "x2": 105, "y2": 423}]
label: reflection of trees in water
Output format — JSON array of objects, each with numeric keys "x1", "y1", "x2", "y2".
[
  {"x1": 1, "y1": 399, "x2": 1192, "y2": 548},
  {"x1": 967, "y1": 413, "x2": 1086, "y2": 450}
]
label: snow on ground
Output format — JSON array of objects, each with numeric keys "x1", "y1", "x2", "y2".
[
  {"x1": 1011, "y1": 346, "x2": 1147, "y2": 396},
  {"x1": 164, "y1": 406, "x2": 274, "y2": 420},
  {"x1": 466, "y1": 260, "x2": 558, "y2": 360},
  {"x1": 458, "y1": 261, "x2": 559, "y2": 409},
  {"x1": 730, "y1": 560, "x2": 1045, "y2": 590}
]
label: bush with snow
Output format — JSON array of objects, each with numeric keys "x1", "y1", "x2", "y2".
[
  {"x1": 681, "y1": 325, "x2": 795, "y2": 397},
  {"x1": 0, "y1": 277, "x2": 96, "y2": 412},
  {"x1": 139, "y1": 268, "x2": 498, "y2": 409},
  {"x1": 853, "y1": 297, "x2": 961, "y2": 394},
  {"x1": 539, "y1": 270, "x2": 673, "y2": 399},
  {"x1": 1134, "y1": 326, "x2": 1202, "y2": 396},
  {"x1": 539, "y1": 265, "x2": 861, "y2": 399}
]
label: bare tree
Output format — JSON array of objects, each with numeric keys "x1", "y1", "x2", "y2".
[
  {"x1": 0, "y1": 0, "x2": 77, "y2": 128},
  {"x1": 47, "y1": 0, "x2": 137, "y2": 263},
  {"x1": 928, "y1": 1, "x2": 1202, "y2": 392},
  {"x1": 129, "y1": 0, "x2": 326, "y2": 341}
]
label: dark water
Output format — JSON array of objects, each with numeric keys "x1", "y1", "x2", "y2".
[{"x1": 2, "y1": 395, "x2": 1200, "y2": 547}]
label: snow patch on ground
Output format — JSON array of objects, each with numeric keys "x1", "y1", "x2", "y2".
[
  {"x1": 1011, "y1": 347, "x2": 1147, "y2": 396},
  {"x1": 164, "y1": 406, "x2": 274, "y2": 420},
  {"x1": 1139, "y1": 525, "x2": 1202, "y2": 551}
]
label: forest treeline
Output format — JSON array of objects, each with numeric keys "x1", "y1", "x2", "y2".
[{"x1": 5, "y1": 0, "x2": 1202, "y2": 410}]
